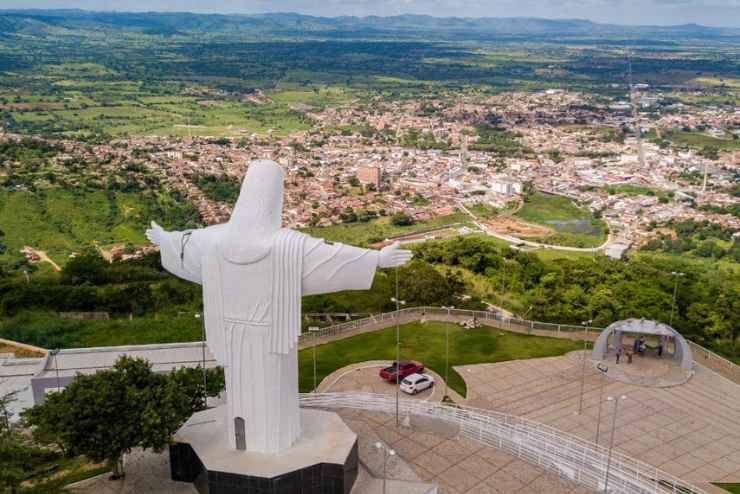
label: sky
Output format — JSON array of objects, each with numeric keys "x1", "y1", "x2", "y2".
[{"x1": 2, "y1": 0, "x2": 740, "y2": 27}]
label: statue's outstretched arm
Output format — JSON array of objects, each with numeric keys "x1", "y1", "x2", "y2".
[
  {"x1": 302, "y1": 238, "x2": 413, "y2": 296},
  {"x1": 147, "y1": 221, "x2": 204, "y2": 285}
]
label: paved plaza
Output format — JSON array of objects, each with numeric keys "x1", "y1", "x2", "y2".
[
  {"x1": 338, "y1": 407, "x2": 592, "y2": 494},
  {"x1": 459, "y1": 350, "x2": 740, "y2": 492}
]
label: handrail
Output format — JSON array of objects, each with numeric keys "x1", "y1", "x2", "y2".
[
  {"x1": 300, "y1": 392, "x2": 707, "y2": 494},
  {"x1": 300, "y1": 306, "x2": 740, "y2": 385}
]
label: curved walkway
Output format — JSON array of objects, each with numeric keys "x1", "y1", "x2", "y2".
[
  {"x1": 457, "y1": 351, "x2": 740, "y2": 492},
  {"x1": 301, "y1": 392, "x2": 707, "y2": 494}
]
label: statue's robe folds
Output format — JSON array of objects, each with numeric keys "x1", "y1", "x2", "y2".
[{"x1": 158, "y1": 226, "x2": 378, "y2": 454}]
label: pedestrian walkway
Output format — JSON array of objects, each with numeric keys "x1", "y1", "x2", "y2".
[{"x1": 458, "y1": 351, "x2": 740, "y2": 491}]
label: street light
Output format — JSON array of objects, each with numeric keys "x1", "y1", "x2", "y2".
[
  {"x1": 308, "y1": 326, "x2": 321, "y2": 392},
  {"x1": 604, "y1": 395, "x2": 627, "y2": 494},
  {"x1": 375, "y1": 442, "x2": 396, "y2": 494},
  {"x1": 441, "y1": 305, "x2": 455, "y2": 400},
  {"x1": 577, "y1": 319, "x2": 593, "y2": 415},
  {"x1": 594, "y1": 363, "x2": 608, "y2": 445},
  {"x1": 501, "y1": 258, "x2": 508, "y2": 294},
  {"x1": 669, "y1": 271, "x2": 684, "y2": 326},
  {"x1": 391, "y1": 267, "x2": 406, "y2": 427},
  {"x1": 196, "y1": 313, "x2": 207, "y2": 404}
]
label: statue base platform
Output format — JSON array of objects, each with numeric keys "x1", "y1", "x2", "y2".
[{"x1": 170, "y1": 405, "x2": 358, "y2": 494}]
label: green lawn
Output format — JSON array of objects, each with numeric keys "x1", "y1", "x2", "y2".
[
  {"x1": 516, "y1": 192, "x2": 607, "y2": 248},
  {"x1": 714, "y1": 484, "x2": 740, "y2": 494},
  {"x1": 303, "y1": 211, "x2": 471, "y2": 247},
  {"x1": 297, "y1": 321, "x2": 582, "y2": 396},
  {"x1": 19, "y1": 454, "x2": 110, "y2": 494}
]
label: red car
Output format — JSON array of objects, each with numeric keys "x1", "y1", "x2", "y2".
[{"x1": 379, "y1": 360, "x2": 424, "y2": 382}]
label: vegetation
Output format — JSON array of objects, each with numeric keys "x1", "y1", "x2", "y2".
[
  {"x1": 516, "y1": 191, "x2": 607, "y2": 247},
  {"x1": 297, "y1": 321, "x2": 581, "y2": 396},
  {"x1": 641, "y1": 219, "x2": 739, "y2": 263},
  {"x1": 303, "y1": 210, "x2": 469, "y2": 247},
  {"x1": 414, "y1": 235, "x2": 740, "y2": 361},
  {"x1": 714, "y1": 484, "x2": 740, "y2": 494},
  {"x1": 22, "y1": 356, "x2": 222, "y2": 478},
  {"x1": 0, "y1": 188, "x2": 200, "y2": 267}
]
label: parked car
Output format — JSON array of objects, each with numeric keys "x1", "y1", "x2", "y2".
[
  {"x1": 400, "y1": 373, "x2": 435, "y2": 395},
  {"x1": 379, "y1": 360, "x2": 424, "y2": 382}
]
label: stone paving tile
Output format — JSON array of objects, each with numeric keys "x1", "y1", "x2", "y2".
[
  {"x1": 456, "y1": 351, "x2": 740, "y2": 486},
  {"x1": 336, "y1": 407, "x2": 590, "y2": 493}
]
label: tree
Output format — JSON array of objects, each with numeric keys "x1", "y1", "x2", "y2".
[
  {"x1": 23, "y1": 356, "x2": 194, "y2": 478},
  {"x1": 390, "y1": 212, "x2": 414, "y2": 226},
  {"x1": 0, "y1": 430, "x2": 35, "y2": 494},
  {"x1": 398, "y1": 261, "x2": 462, "y2": 307}
]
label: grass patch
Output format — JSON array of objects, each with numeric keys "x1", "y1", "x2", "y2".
[
  {"x1": 298, "y1": 321, "x2": 582, "y2": 396},
  {"x1": 303, "y1": 211, "x2": 470, "y2": 247},
  {"x1": 0, "y1": 312, "x2": 203, "y2": 349},
  {"x1": 517, "y1": 192, "x2": 606, "y2": 248},
  {"x1": 0, "y1": 188, "x2": 199, "y2": 264},
  {"x1": 19, "y1": 454, "x2": 110, "y2": 494},
  {"x1": 714, "y1": 484, "x2": 740, "y2": 494},
  {"x1": 663, "y1": 129, "x2": 740, "y2": 151}
]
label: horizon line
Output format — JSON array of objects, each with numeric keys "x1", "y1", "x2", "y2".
[{"x1": 1, "y1": 8, "x2": 739, "y2": 29}]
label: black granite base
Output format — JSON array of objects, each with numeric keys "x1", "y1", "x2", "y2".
[{"x1": 170, "y1": 440, "x2": 358, "y2": 494}]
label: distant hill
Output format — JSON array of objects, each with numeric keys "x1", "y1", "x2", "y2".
[{"x1": 0, "y1": 9, "x2": 737, "y2": 41}]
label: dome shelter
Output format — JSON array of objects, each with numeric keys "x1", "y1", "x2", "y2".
[{"x1": 592, "y1": 318, "x2": 693, "y2": 371}]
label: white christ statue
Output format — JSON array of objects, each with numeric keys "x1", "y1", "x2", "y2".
[{"x1": 146, "y1": 159, "x2": 412, "y2": 455}]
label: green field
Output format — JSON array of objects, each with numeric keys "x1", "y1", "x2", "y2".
[
  {"x1": 516, "y1": 192, "x2": 607, "y2": 248},
  {"x1": 297, "y1": 321, "x2": 582, "y2": 396},
  {"x1": 0, "y1": 188, "x2": 199, "y2": 265},
  {"x1": 304, "y1": 211, "x2": 471, "y2": 247},
  {"x1": 663, "y1": 129, "x2": 740, "y2": 151}
]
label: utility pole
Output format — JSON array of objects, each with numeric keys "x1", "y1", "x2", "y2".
[
  {"x1": 309, "y1": 326, "x2": 321, "y2": 392},
  {"x1": 577, "y1": 319, "x2": 593, "y2": 415},
  {"x1": 669, "y1": 271, "x2": 684, "y2": 326},
  {"x1": 441, "y1": 306, "x2": 455, "y2": 400},
  {"x1": 595, "y1": 363, "x2": 608, "y2": 445},
  {"x1": 604, "y1": 395, "x2": 627, "y2": 493},
  {"x1": 196, "y1": 313, "x2": 207, "y2": 403},
  {"x1": 391, "y1": 268, "x2": 405, "y2": 427}
]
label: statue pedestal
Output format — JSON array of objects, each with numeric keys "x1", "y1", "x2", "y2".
[{"x1": 170, "y1": 405, "x2": 358, "y2": 494}]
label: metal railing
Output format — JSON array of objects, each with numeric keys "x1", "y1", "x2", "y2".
[
  {"x1": 300, "y1": 306, "x2": 740, "y2": 385},
  {"x1": 300, "y1": 392, "x2": 707, "y2": 494},
  {"x1": 299, "y1": 306, "x2": 601, "y2": 344},
  {"x1": 687, "y1": 341, "x2": 740, "y2": 384}
]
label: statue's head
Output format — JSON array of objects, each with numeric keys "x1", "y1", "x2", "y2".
[{"x1": 221, "y1": 159, "x2": 284, "y2": 264}]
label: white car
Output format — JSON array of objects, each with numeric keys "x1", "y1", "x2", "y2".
[{"x1": 400, "y1": 373, "x2": 435, "y2": 395}]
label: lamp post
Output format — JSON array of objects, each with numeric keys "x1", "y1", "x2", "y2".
[
  {"x1": 501, "y1": 258, "x2": 508, "y2": 294},
  {"x1": 375, "y1": 442, "x2": 396, "y2": 494},
  {"x1": 595, "y1": 363, "x2": 608, "y2": 445},
  {"x1": 391, "y1": 267, "x2": 406, "y2": 427},
  {"x1": 195, "y1": 313, "x2": 207, "y2": 403},
  {"x1": 441, "y1": 305, "x2": 455, "y2": 400},
  {"x1": 308, "y1": 326, "x2": 321, "y2": 392},
  {"x1": 604, "y1": 395, "x2": 627, "y2": 493},
  {"x1": 669, "y1": 271, "x2": 684, "y2": 326},
  {"x1": 577, "y1": 319, "x2": 593, "y2": 415}
]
